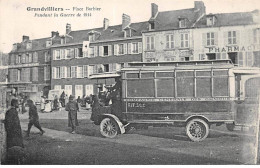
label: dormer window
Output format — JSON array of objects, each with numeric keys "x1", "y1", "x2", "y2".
[
  {"x1": 26, "y1": 41, "x2": 32, "y2": 50},
  {"x1": 89, "y1": 34, "x2": 95, "y2": 42},
  {"x1": 46, "y1": 40, "x2": 52, "y2": 47},
  {"x1": 124, "y1": 29, "x2": 132, "y2": 38},
  {"x1": 150, "y1": 22, "x2": 155, "y2": 30},
  {"x1": 179, "y1": 18, "x2": 187, "y2": 28},
  {"x1": 206, "y1": 15, "x2": 216, "y2": 26}
]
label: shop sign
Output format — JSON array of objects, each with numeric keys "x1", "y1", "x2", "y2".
[{"x1": 206, "y1": 44, "x2": 260, "y2": 53}]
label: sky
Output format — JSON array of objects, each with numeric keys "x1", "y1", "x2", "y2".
[{"x1": 0, "y1": 0, "x2": 260, "y2": 53}]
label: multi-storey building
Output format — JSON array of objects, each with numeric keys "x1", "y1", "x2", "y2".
[
  {"x1": 51, "y1": 14, "x2": 149, "y2": 98},
  {"x1": 142, "y1": 1, "x2": 260, "y2": 67},
  {"x1": 8, "y1": 32, "x2": 60, "y2": 102},
  {"x1": 0, "y1": 52, "x2": 8, "y2": 111},
  {"x1": 193, "y1": 11, "x2": 260, "y2": 67},
  {"x1": 142, "y1": 1, "x2": 206, "y2": 62}
]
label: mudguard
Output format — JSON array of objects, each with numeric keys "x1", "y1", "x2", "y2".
[{"x1": 101, "y1": 114, "x2": 125, "y2": 134}]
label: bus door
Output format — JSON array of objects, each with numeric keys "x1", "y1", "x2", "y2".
[{"x1": 234, "y1": 74, "x2": 260, "y2": 126}]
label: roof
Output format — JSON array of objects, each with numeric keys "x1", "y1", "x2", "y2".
[
  {"x1": 151, "y1": 8, "x2": 201, "y2": 31},
  {"x1": 67, "y1": 21, "x2": 149, "y2": 43},
  {"x1": 195, "y1": 11, "x2": 256, "y2": 28},
  {"x1": 10, "y1": 36, "x2": 61, "y2": 53}
]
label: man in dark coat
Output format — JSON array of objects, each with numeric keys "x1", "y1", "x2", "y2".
[
  {"x1": 5, "y1": 99, "x2": 24, "y2": 149},
  {"x1": 5, "y1": 99, "x2": 25, "y2": 164},
  {"x1": 65, "y1": 95, "x2": 79, "y2": 134},
  {"x1": 26, "y1": 99, "x2": 45, "y2": 136}
]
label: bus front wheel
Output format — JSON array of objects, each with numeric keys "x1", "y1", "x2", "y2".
[
  {"x1": 100, "y1": 118, "x2": 119, "y2": 138},
  {"x1": 186, "y1": 119, "x2": 209, "y2": 142}
]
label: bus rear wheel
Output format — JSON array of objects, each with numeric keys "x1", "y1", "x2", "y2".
[
  {"x1": 100, "y1": 118, "x2": 119, "y2": 138},
  {"x1": 186, "y1": 119, "x2": 209, "y2": 142}
]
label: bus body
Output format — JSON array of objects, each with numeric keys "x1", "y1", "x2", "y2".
[{"x1": 91, "y1": 60, "x2": 260, "y2": 141}]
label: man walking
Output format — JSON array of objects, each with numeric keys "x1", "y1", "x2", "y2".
[
  {"x1": 26, "y1": 99, "x2": 45, "y2": 136},
  {"x1": 65, "y1": 95, "x2": 79, "y2": 134}
]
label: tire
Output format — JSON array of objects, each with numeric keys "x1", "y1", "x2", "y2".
[
  {"x1": 186, "y1": 118, "x2": 209, "y2": 142},
  {"x1": 100, "y1": 118, "x2": 119, "y2": 138},
  {"x1": 226, "y1": 123, "x2": 235, "y2": 131}
]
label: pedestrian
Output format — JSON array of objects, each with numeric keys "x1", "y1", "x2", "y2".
[
  {"x1": 4, "y1": 99, "x2": 25, "y2": 164},
  {"x1": 53, "y1": 95, "x2": 59, "y2": 111},
  {"x1": 25, "y1": 99, "x2": 45, "y2": 136},
  {"x1": 64, "y1": 94, "x2": 69, "y2": 106},
  {"x1": 65, "y1": 95, "x2": 79, "y2": 134},
  {"x1": 40, "y1": 96, "x2": 45, "y2": 112}
]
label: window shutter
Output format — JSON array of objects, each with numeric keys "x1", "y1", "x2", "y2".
[
  {"x1": 138, "y1": 42, "x2": 142, "y2": 53},
  {"x1": 238, "y1": 52, "x2": 244, "y2": 66},
  {"x1": 216, "y1": 53, "x2": 221, "y2": 60},
  {"x1": 108, "y1": 45, "x2": 112, "y2": 56},
  {"x1": 53, "y1": 50, "x2": 56, "y2": 60},
  {"x1": 114, "y1": 44, "x2": 118, "y2": 56},
  {"x1": 109, "y1": 64, "x2": 113, "y2": 72},
  {"x1": 116, "y1": 63, "x2": 121, "y2": 71},
  {"x1": 236, "y1": 31, "x2": 240, "y2": 45},
  {"x1": 94, "y1": 46, "x2": 98, "y2": 57},
  {"x1": 75, "y1": 48, "x2": 79, "y2": 58},
  {"x1": 99, "y1": 46, "x2": 103, "y2": 56},
  {"x1": 124, "y1": 43, "x2": 127, "y2": 55},
  {"x1": 202, "y1": 33, "x2": 206, "y2": 46},
  {"x1": 71, "y1": 49, "x2": 75, "y2": 58},
  {"x1": 15, "y1": 55, "x2": 19, "y2": 64},
  {"x1": 249, "y1": 29, "x2": 254, "y2": 44},
  {"x1": 224, "y1": 31, "x2": 228, "y2": 45},
  {"x1": 83, "y1": 65, "x2": 89, "y2": 77},
  {"x1": 64, "y1": 67, "x2": 67, "y2": 78},
  {"x1": 128, "y1": 43, "x2": 132, "y2": 54},
  {"x1": 214, "y1": 32, "x2": 218, "y2": 46},
  {"x1": 52, "y1": 67, "x2": 56, "y2": 79}
]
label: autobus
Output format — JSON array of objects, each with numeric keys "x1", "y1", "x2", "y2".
[{"x1": 90, "y1": 60, "x2": 260, "y2": 141}]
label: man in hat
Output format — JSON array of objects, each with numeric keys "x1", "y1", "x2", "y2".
[{"x1": 65, "y1": 95, "x2": 79, "y2": 134}]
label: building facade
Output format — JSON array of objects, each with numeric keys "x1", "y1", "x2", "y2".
[
  {"x1": 8, "y1": 32, "x2": 60, "y2": 102},
  {"x1": 0, "y1": 52, "x2": 8, "y2": 111},
  {"x1": 142, "y1": 1, "x2": 260, "y2": 67},
  {"x1": 51, "y1": 15, "x2": 148, "y2": 98},
  {"x1": 193, "y1": 12, "x2": 260, "y2": 67},
  {"x1": 142, "y1": 1, "x2": 206, "y2": 62}
]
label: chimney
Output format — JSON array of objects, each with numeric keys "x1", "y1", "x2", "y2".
[
  {"x1": 194, "y1": 1, "x2": 206, "y2": 16},
  {"x1": 252, "y1": 10, "x2": 260, "y2": 23},
  {"x1": 12, "y1": 43, "x2": 18, "y2": 51},
  {"x1": 103, "y1": 18, "x2": 109, "y2": 30},
  {"x1": 151, "y1": 3, "x2": 158, "y2": 18},
  {"x1": 122, "y1": 14, "x2": 131, "y2": 30},
  {"x1": 51, "y1": 31, "x2": 59, "y2": 37},
  {"x1": 66, "y1": 23, "x2": 71, "y2": 34},
  {"x1": 22, "y1": 35, "x2": 29, "y2": 42}
]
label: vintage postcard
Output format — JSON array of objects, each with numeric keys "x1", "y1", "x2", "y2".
[{"x1": 0, "y1": 0, "x2": 260, "y2": 165}]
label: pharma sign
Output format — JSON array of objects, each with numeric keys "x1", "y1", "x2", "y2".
[{"x1": 205, "y1": 44, "x2": 260, "y2": 53}]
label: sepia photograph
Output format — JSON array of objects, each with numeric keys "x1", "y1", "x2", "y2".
[{"x1": 0, "y1": 0, "x2": 260, "y2": 165}]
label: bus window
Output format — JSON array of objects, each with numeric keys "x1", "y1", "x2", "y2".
[
  {"x1": 176, "y1": 71, "x2": 194, "y2": 97},
  {"x1": 127, "y1": 79, "x2": 155, "y2": 97},
  {"x1": 156, "y1": 72, "x2": 174, "y2": 78},
  {"x1": 156, "y1": 79, "x2": 175, "y2": 97},
  {"x1": 196, "y1": 71, "x2": 211, "y2": 97},
  {"x1": 141, "y1": 72, "x2": 154, "y2": 78},
  {"x1": 126, "y1": 73, "x2": 139, "y2": 79},
  {"x1": 213, "y1": 70, "x2": 229, "y2": 97},
  {"x1": 213, "y1": 77, "x2": 228, "y2": 96}
]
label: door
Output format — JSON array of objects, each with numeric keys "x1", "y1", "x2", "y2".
[
  {"x1": 64, "y1": 85, "x2": 72, "y2": 97},
  {"x1": 85, "y1": 84, "x2": 93, "y2": 96},
  {"x1": 75, "y1": 85, "x2": 83, "y2": 99}
]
